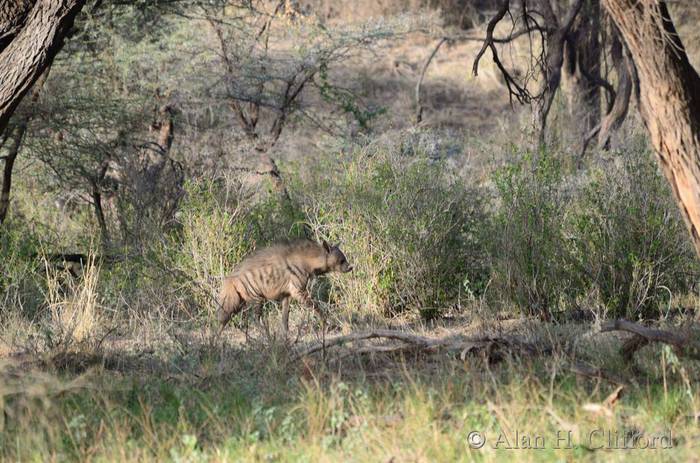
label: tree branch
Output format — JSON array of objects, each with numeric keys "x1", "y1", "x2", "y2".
[
  {"x1": 415, "y1": 37, "x2": 448, "y2": 124},
  {"x1": 293, "y1": 329, "x2": 544, "y2": 361}
]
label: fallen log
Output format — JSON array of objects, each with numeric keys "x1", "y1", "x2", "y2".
[
  {"x1": 600, "y1": 319, "x2": 700, "y2": 361},
  {"x1": 292, "y1": 329, "x2": 543, "y2": 361}
]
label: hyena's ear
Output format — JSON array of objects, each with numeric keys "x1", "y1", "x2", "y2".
[{"x1": 322, "y1": 240, "x2": 331, "y2": 253}]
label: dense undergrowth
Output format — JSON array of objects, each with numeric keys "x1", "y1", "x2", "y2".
[{"x1": 2, "y1": 131, "x2": 696, "y2": 332}]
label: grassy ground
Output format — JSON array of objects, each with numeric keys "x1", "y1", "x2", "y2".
[{"x1": 1, "y1": 312, "x2": 700, "y2": 462}]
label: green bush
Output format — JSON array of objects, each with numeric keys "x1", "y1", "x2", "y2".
[
  {"x1": 568, "y1": 148, "x2": 698, "y2": 319},
  {"x1": 301, "y1": 140, "x2": 488, "y2": 319},
  {"x1": 488, "y1": 143, "x2": 699, "y2": 320},
  {"x1": 489, "y1": 149, "x2": 574, "y2": 318},
  {"x1": 0, "y1": 219, "x2": 45, "y2": 319}
]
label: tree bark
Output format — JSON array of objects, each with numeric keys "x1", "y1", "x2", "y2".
[
  {"x1": 602, "y1": 0, "x2": 700, "y2": 257},
  {"x1": 0, "y1": 0, "x2": 86, "y2": 137},
  {"x1": 0, "y1": 1, "x2": 33, "y2": 53},
  {"x1": 563, "y1": 0, "x2": 602, "y2": 138}
]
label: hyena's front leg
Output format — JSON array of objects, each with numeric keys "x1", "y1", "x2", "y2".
[
  {"x1": 290, "y1": 287, "x2": 327, "y2": 353},
  {"x1": 290, "y1": 287, "x2": 323, "y2": 320}
]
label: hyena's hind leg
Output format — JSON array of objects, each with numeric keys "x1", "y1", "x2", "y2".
[{"x1": 218, "y1": 285, "x2": 244, "y2": 337}]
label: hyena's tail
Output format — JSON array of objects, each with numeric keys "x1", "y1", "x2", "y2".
[{"x1": 218, "y1": 278, "x2": 243, "y2": 333}]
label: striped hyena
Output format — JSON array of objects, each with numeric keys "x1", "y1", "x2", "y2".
[{"x1": 218, "y1": 239, "x2": 352, "y2": 336}]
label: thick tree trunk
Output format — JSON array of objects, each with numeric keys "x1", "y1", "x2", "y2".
[
  {"x1": 603, "y1": 0, "x2": 700, "y2": 256},
  {"x1": 0, "y1": 0, "x2": 86, "y2": 136},
  {"x1": 0, "y1": 1, "x2": 33, "y2": 53}
]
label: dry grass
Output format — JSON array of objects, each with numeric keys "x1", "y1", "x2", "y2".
[
  {"x1": 1, "y1": 313, "x2": 699, "y2": 461},
  {"x1": 43, "y1": 254, "x2": 102, "y2": 347}
]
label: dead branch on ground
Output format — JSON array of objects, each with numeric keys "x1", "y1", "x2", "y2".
[
  {"x1": 601, "y1": 319, "x2": 700, "y2": 361},
  {"x1": 293, "y1": 328, "x2": 545, "y2": 362}
]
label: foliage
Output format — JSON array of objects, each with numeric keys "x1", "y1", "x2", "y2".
[
  {"x1": 568, "y1": 146, "x2": 698, "y2": 319},
  {"x1": 150, "y1": 175, "x2": 305, "y2": 320},
  {"x1": 490, "y1": 149, "x2": 573, "y2": 317},
  {"x1": 0, "y1": 220, "x2": 42, "y2": 317},
  {"x1": 489, "y1": 143, "x2": 699, "y2": 319},
  {"x1": 301, "y1": 132, "x2": 488, "y2": 319}
]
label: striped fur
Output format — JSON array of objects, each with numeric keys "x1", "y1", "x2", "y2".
[{"x1": 218, "y1": 239, "x2": 352, "y2": 335}]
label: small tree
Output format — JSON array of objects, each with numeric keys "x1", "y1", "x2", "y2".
[
  {"x1": 165, "y1": 2, "x2": 416, "y2": 195},
  {"x1": 28, "y1": 84, "x2": 182, "y2": 245}
]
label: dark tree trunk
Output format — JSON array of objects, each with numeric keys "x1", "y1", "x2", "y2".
[
  {"x1": 596, "y1": 30, "x2": 636, "y2": 148},
  {"x1": 579, "y1": 26, "x2": 639, "y2": 158},
  {"x1": 91, "y1": 186, "x2": 109, "y2": 244},
  {"x1": 603, "y1": 0, "x2": 700, "y2": 256},
  {"x1": 0, "y1": 67, "x2": 51, "y2": 225},
  {"x1": 0, "y1": 0, "x2": 86, "y2": 136},
  {"x1": 0, "y1": 124, "x2": 26, "y2": 225},
  {"x1": 533, "y1": 0, "x2": 585, "y2": 146},
  {"x1": 563, "y1": 0, "x2": 602, "y2": 138}
]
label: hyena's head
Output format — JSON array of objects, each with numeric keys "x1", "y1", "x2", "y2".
[{"x1": 322, "y1": 240, "x2": 353, "y2": 273}]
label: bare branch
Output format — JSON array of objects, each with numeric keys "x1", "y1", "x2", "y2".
[
  {"x1": 415, "y1": 37, "x2": 448, "y2": 124},
  {"x1": 472, "y1": 0, "x2": 510, "y2": 77},
  {"x1": 207, "y1": 18, "x2": 255, "y2": 137},
  {"x1": 472, "y1": 0, "x2": 532, "y2": 106}
]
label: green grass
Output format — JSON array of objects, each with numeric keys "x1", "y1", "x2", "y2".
[{"x1": 0, "y1": 333, "x2": 698, "y2": 462}]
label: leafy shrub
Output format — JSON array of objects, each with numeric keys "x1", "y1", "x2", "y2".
[
  {"x1": 569, "y1": 147, "x2": 698, "y2": 319},
  {"x1": 489, "y1": 149, "x2": 573, "y2": 318},
  {"x1": 0, "y1": 219, "x2": 43, "y2": 318},
  {"x1": 301, "y1": 138, "x2": 488, "y2": 319},
  {"x1": 489, "y1": 143, "x2": 699, "y2": 320}
]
